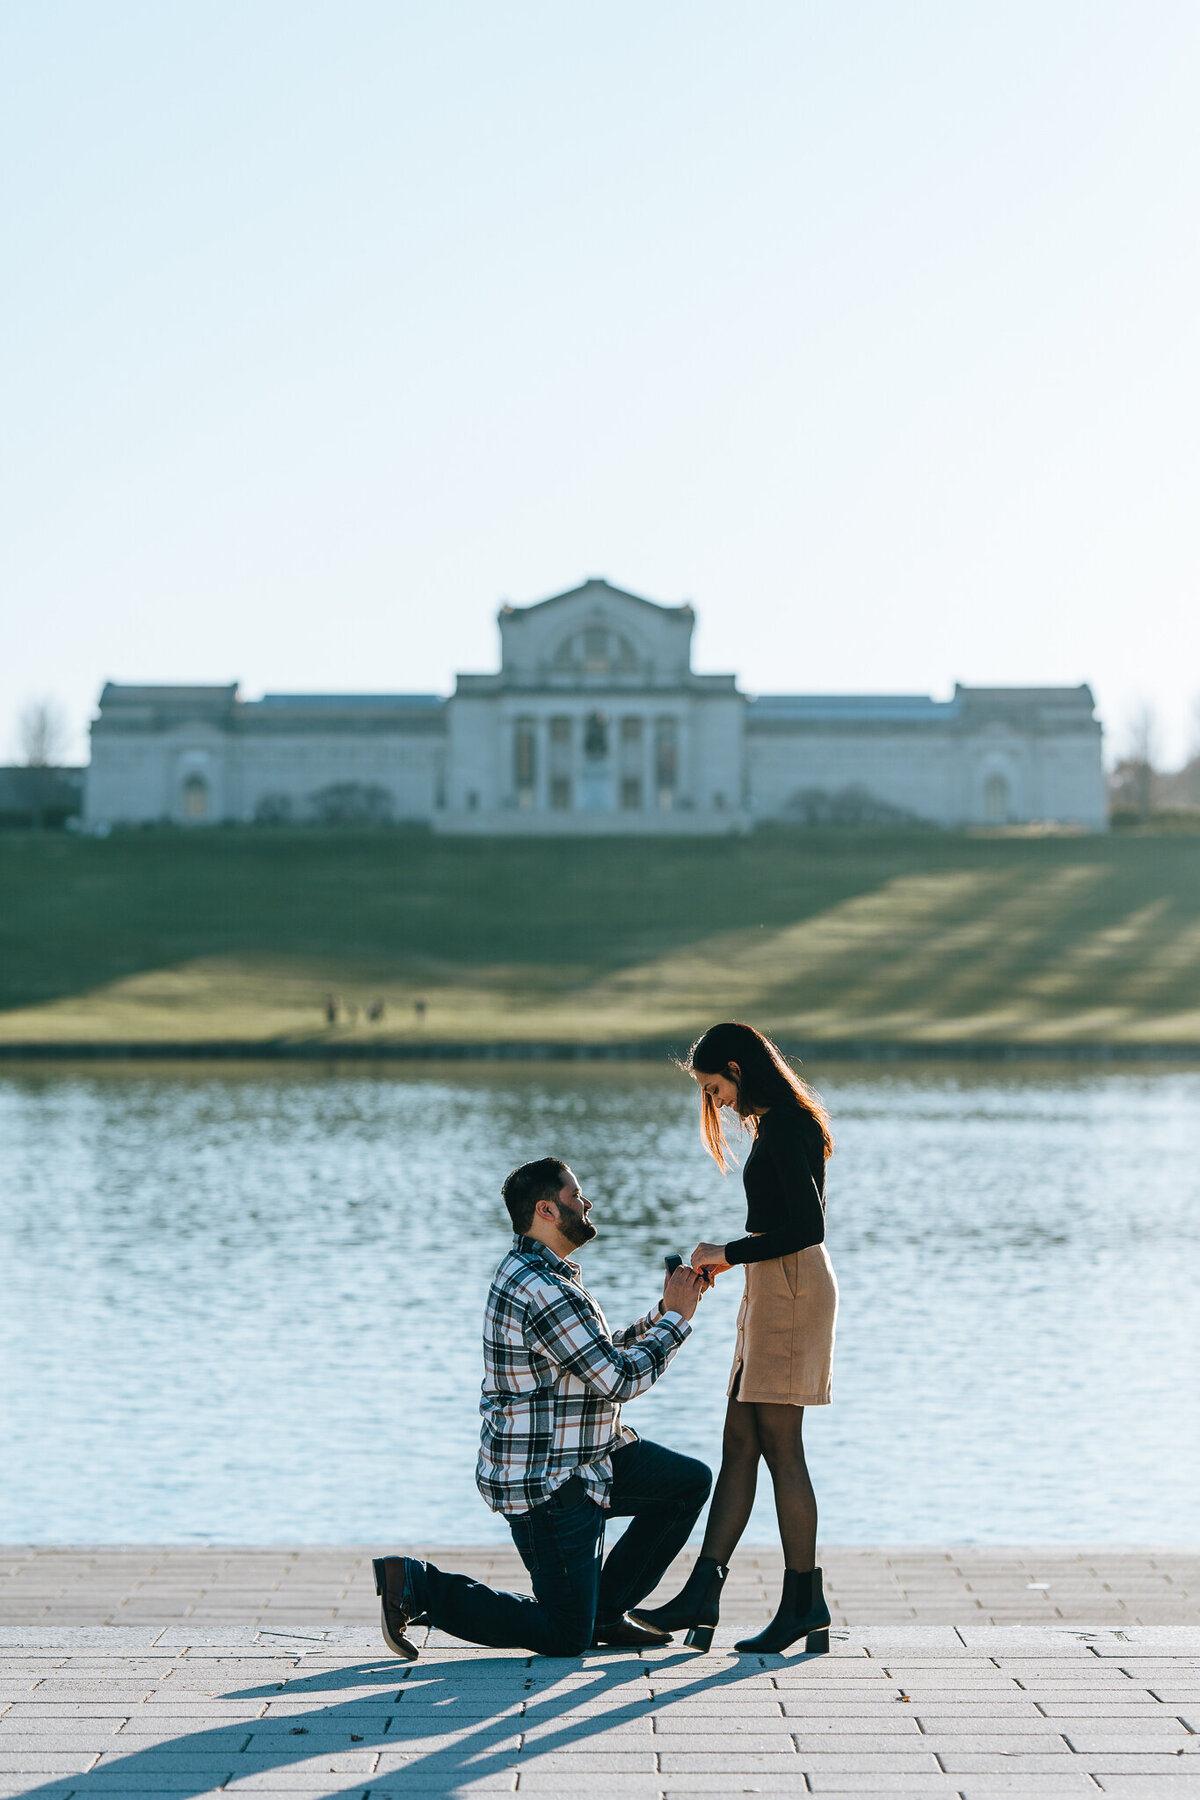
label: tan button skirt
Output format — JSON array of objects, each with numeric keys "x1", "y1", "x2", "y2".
[{"x1": 728, "y1": 1242, "x2": 838, "y2": 1406}]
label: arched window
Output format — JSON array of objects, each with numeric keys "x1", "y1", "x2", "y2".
[
  {"x1": 552, "y1": 628, "x2": 640, "y2": 676},
  {"x1": 182, "y1": 773, "x2": 210, "y2": 820},
  {"x1": 983, "y1": 772, "x2": 1010, "y2": 825}
]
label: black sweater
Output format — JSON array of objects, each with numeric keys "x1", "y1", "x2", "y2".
[{"x1": 724, "y1": 1104, "x2": 827, "y2": 1266}]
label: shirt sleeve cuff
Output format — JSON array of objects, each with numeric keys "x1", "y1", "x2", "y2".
[{"x1": 658, "y1": 1310, "x2": 691, "y2": 1342}]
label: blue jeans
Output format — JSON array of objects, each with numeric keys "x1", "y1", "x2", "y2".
[{"x1": 408, "y1": 1438, "x2": 711, "y2": 1656}]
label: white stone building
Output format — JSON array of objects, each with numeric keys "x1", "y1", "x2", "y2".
[{"x1": 85, "y1": 577, "x2": 1107, "y2": 832}]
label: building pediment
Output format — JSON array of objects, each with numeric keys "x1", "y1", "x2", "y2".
[
  {"x1": 489, "y1": 577, "x2": 702, "y2": 690},
  {"x1": 501, "y1": 575, "x2": 693, "y2": 618}
]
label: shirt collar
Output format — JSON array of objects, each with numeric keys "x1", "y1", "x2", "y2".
[{"x1": 513, "y1": 1233, "x2": 582, "y2": 1282}]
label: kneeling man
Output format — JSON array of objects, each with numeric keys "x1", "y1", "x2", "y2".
[{"x1": 374, "y1": 1157, "x2": 710, "y2": 1657}]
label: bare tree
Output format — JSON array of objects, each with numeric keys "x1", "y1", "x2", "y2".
[
  {"x1": 1119, "y1": 702, "x2": 1159, "y2": 819},
  {"x1": 1148, "y1": 696, "x2": 1200, "y2": 811},
  {"x1": 1125, "y1": 702, "x2": 1159, "y2": 770},
  {"x1": 1181, "y1": 695, "x2": 1200, "y2": 807},
  {"x1": 18, "y1": 697, "x2": 69, "y2": 768},
  {"x1": 16, "y1": 697, "x2": 70, "y2": 829}
]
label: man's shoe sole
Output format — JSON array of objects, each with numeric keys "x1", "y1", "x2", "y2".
[{"x1": 373, "y1": 1556, "x2": 420, "y2": 1662}]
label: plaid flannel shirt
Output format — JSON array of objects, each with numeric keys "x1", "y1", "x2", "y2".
[{"x1": 476, "y1": 1234, "x2": 691, "y2": 1516}]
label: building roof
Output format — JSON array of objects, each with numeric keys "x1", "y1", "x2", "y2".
[
  {"x1": 749, "y1": 693, "x2": 958, "y2": 723},
  {"x1": 251, "y1": 694, "x2": 443, "y2": 710},
  {"x1": 98, "y1": 683, "x2": 238, "y2": 707},
  {"x1": 747, "y1": 684, "x2": 1100, "y2": 735},
  {"x1": 94, "y1": 684, "x2": 447, "y2": 736},
  {"x1": 958, "y1": 685, "x2": 1096, "y2": 703}
]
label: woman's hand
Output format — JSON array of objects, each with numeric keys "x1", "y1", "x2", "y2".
[{"x1": 691, "y1": 1241, "x2": 732, "y2": 1280}]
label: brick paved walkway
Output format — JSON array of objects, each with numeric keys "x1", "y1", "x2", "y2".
[
  {"x1": 0, "y1": 1550, "x2": 1196, "y2": 1798},
  {"x1": 2, "y1": 1548, "x2": 1197, "y2": 1631}
]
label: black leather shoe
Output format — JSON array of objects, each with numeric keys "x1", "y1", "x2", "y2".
[
  {"x1": 372, "y1": 1556, "x2": 421, "y2": 1661},
  {"x1": 592, "y1": 1613, "x2": 672, "y2": 1648}
]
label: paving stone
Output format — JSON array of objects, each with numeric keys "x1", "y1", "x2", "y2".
[
  {"x1": 510, "y1": 1748, "x2": 662, "y2": 1769},
  {"x1": 1082, "y1": 1755, "x2": 1200, "y2": 1771},
  {"x1": 908, "y1": 1703, "x2": 1051, "y2": 1718},
  {"x1": 800, "y1": 1779, "x2": 965, "y2": 1793},
  {"x1": 0, "y1": 1725, "x2": 125, "y2": 1746},
  {"x1": 940, "y1": 1752, "x2": 1101, "y2": 1770},
  {"x1": 220, "y1": 1783, "x2": 381, "y2": 1796},
  {"x1": 1035, "y1": 1702, "x2": 1172, "y2": 1714},
  {"x1": 662, "y1": 1749, "x2": 935, "y2": 1771},
  {"x1": 363, "y1": 1783, "x2": 517, "y2": 1795},
  {"x1": 1061, "y1": 1730, "x2": 1195, "y2": 1751},
  {"x1": 910, "y1": 1714, "x2": 1074, "y2": 1733},
  {"x1": 666, "y1": 1783, "x2": 949, "y2": 1796},
  {"x1": 0, "y1": 1786, "x2": 81, "y2": 1800},
  {"x1": 0, "y1": 1749, "x2": 98, "y2": 1770},
  {"x1": 92, "y1": 1746, "x2": 377, "y2": 1770},
  {"x1": 32, "y1": 1784, "x2": 232, "y2": 1797},
  {"x1": 2, "y1": 1701, "x2": 143, "y2": 1717},
  {"x1": 950, "y1": 1784, "x2": 1101, "y2": 1797},
  {"x1": 1092, "y1": 1781, "x2": 1200, "y2": 1795}
]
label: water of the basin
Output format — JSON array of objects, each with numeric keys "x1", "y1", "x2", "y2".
[{"x1": 1, "y1": 1063, "x2": 1196, "y2": 1544}]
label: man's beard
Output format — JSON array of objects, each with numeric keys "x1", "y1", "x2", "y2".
[{"x1": 557, "y1": 1205, "x2": 597, "y2": 1247}]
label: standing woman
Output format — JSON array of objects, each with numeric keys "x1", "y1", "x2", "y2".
[{"x1": 633, "y1": 1021, "x2": 837, "y2": 1654}]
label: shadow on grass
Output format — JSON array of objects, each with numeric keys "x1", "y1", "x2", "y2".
[
  {"x1": 13, "y1": 1640, "x2": 834, "y2": 1798},
  {"x1": 8, "y1": 827, "x2": 1200, "y2": 1044},
  {"x1": 0, "y1": 827, "x2": 1053, "y2": 1018}
]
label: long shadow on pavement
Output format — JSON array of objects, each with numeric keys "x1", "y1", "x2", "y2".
[{"x1": 12, "y1": 1641, "x2": 823, "y2": 1799}]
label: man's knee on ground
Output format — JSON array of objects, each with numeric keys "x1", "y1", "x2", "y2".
[{"x1": 539, "y1": 1616, "x2": 594, "y2": 1658}]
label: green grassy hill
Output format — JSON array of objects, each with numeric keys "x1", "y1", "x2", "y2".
[{"x1": 2, "y1": 826, "x2": 1199, "y2": 1046}]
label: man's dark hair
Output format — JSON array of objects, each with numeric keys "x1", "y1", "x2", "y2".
[{"x1": 502, "y1": 1157, "x2": 569, "y2": 1234}]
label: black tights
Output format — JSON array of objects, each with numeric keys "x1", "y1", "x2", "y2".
[{"x1": 697, "y1": 1393, "x2": 818, "y2": 1571}]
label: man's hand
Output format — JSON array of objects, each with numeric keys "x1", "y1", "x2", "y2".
[
  {"x1": 662, "y1": 1263, "x2": 706, "y2": 1321},
  {"x1": 691, "y1": 1241, "x2": 732, "y2": 1279}
]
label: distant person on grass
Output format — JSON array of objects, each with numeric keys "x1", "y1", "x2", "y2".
[{"x1": 372, "y1": 1157, "x2": 710, "y2": 1659}]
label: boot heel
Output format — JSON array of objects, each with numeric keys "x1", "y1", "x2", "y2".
[
  {"x1": 372, "y1": 1557, "x2": 386, "y2": 1598},
  {"x1": 805, "y1": 1628, "x2": 829, "y2": 1655},
  {"x1": 684, "y1": 1622, "x2": 715, "y2": 1652}
]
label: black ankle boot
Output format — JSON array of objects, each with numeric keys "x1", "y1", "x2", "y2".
[
  {"x1": 629, "y1": 1556, "x2": 729, "y2": 1652},
  {"x1": 733, "y1": 1567, "x2": 831, "y2": 1655}
]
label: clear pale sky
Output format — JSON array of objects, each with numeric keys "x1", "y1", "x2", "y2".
[{"x1": 3, "y1": 0, "x2": 1198, "y2": 766}]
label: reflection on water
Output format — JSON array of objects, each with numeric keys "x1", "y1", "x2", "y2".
[{"x1": 1, "y1": 1062, "x2": 1197, "y2": 1544}]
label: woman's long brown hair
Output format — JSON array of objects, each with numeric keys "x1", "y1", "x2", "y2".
[{"x1": 687, "y1": 1021, "x2": 833, "y2": 1173}]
